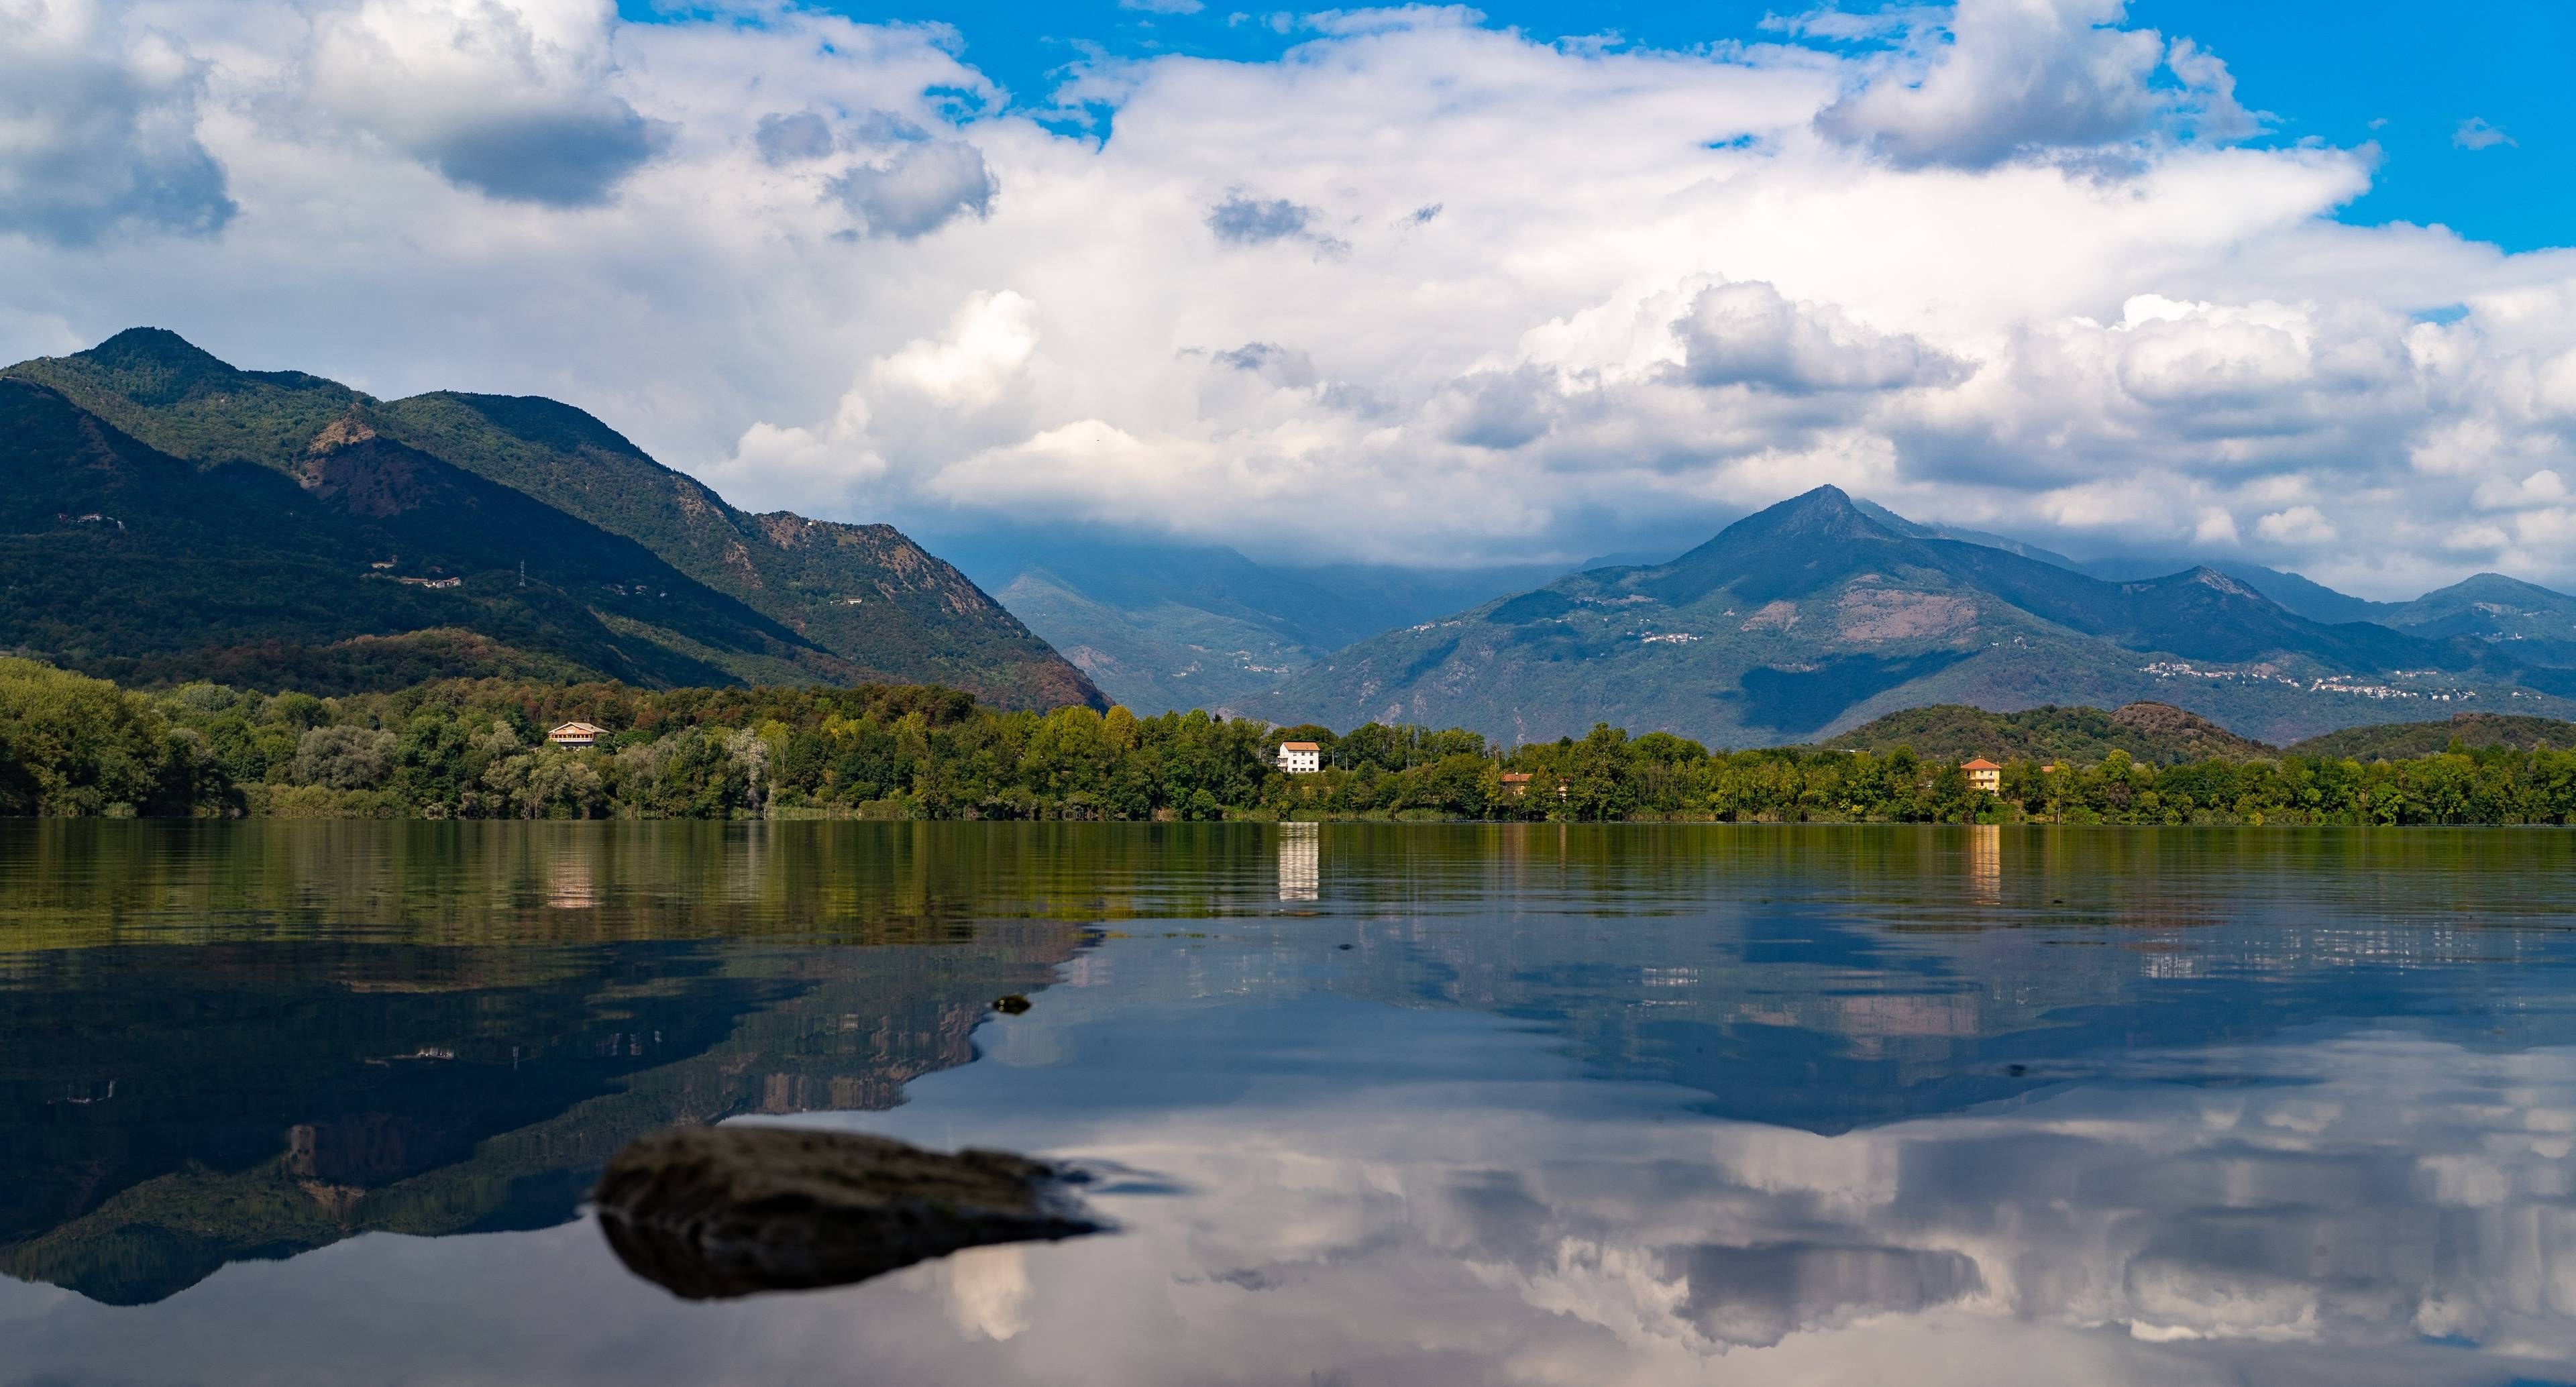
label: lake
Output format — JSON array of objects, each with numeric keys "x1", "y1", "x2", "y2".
[{"x1": 5, "y1": 820, "x2": 2576, "y2": 1386}]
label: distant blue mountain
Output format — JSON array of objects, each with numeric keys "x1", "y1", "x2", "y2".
[
  {"x1": 931, "y1": 529, "x2": 1566, "y2": 714},
  {"x1": 1252, "y1": 486, "x2": 2573, "y2": 746}
]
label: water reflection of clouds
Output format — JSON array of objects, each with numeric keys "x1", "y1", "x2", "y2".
[{"x1": 16, "y1": 995, "x2": 2576, "y2": 1385}]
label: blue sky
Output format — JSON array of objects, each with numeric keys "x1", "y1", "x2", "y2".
[{"x1": 720, "y1": 0, "x2": 2570, "y2": 252}]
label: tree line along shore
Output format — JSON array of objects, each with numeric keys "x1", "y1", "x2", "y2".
[{"x1": 4, "y1": 657, "x2": 2575, "y2": 826}]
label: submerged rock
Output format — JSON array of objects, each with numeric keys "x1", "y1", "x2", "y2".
[{"x1": 593, "y1": 1125, "x2": 1100, "y2": 1300}]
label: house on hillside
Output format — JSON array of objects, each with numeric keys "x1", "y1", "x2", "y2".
[
  {"x1": 1961, "y1": 758, "x2": 2002, "y2": 793},
  {"x1": 548, "y1": 722, "x2": 604, "y2": 749},
  {"x1": 1277, "y1": 741, "x2": 1322, "y2": 774}
]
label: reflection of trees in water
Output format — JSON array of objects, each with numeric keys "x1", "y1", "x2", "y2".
[
  {"x1": 5, "y1": 820, "x2": 2575, "y2": 1317},
  {"x1": 0, "y1": 926, "x2": 1085, "y2": 1305},
  {"x1": 0, "y1": 820, "x2": 1303, "y2": 948}
]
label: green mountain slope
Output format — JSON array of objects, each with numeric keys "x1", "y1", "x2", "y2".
[
  {"x1": 2284, "y1": 712, "x2": 2576, "y2": 760},
  {"x1": 0, "y1": 379, "x2": 857, "y2": 692},
  {"x1": 996, "y1": 565, "x2": 1315, "y2": 714},
  {"x1": 6, "y1": 330, "x2": 1099, "y2": 710},
  {"x1": 1822, "y1": 701, "x2": 2273, "y2": 765},
  {"x1": 2375, "y1": 573, "x2": 2576, "y2": 668},
  {"x1": 1256, "y1": 487, "x2": 2567, "y2": 746}
]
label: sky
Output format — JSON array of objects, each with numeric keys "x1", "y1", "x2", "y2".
[{"x1": 3, "y1": 0, "x2": 2573, "y2": 599}]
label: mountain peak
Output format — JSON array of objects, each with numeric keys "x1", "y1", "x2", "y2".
[
  {"x1": 2452, "y1": 571, "x2": 2561, "y2": 596},
  {"x1": 83, "y1": 327, "x2": 235, "y2": 375},
  {"x1": 1781, "y1": 483, "x2": 1856, "y2": 513},
  {"x1": 2186, "y1": 566, "x2": 2260, "y2": 598},
  {"x1": 1734, "y1": 484, "x2": 1884, "y2": 539}
]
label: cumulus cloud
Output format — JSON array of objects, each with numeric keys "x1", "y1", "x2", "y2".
[
  {"x1": 753, "y1": 111, "x2": 837, "y2": 166},
  {"x1": 9, "y1": 1, "x2": 2576, "y2": 594},
  {"x1": 1813, "y1": 0, "x2": 2252, "y2": 167},
  {"x1": 2254, "y1": 504, "x2": 2337, "y2": 547},
  {"x1": 307, "y1": 0, "x2": 671, "y2": 206},
  {"x1": 830, "y1": 140, "x2": 997, "y2": 239},
  {"x1": 1675, "y1": 280, "x2": 1962, "y2": 393},
  {"x1": 0, "y1": 0, "x2": 233, "y2": 244},
  {"x1": 1436, "y1": 366, "x2": 1562, "y2": 449}
]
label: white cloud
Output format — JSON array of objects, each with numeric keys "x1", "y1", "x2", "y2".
[
  {"x1": 2453, "y1": 117, "x2": 2514, "y2": 152},
  {"x1": 307, "y1": 0, "x2": 671, "y2": 206},
  {"x1": 2253, "y1": 504, "x2": 2337, "y2": 547},
  {"x1": 1812, "y1": 0, "x2": 2251, "y2": 168},
  {"x1": 876, "y1": 290, "x2": 1039, "y2": 409},
  {"x1": 0, "y1": 0, "x2": 233, "y2": 243},
  {"x1": 6, "y1": 0, "x2": 2576, "y2": 593},
  {"x1": 1674, "y1": 280, "x2": 1961, "y2": 393},
  {"x1": 830, "y1": 141, "x2": 996, "y2": 239}
]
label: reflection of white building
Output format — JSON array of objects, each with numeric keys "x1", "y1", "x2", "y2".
[
  {"x1": 1277, "y1": 741, "x2": 1322, "y2": 773},
  {"x1": 1279, "y1": 822, "x2": 1319, "y2": 901},
  {"x1": 1968, "y1": 824, "x2": 2000, "y2": 906}
]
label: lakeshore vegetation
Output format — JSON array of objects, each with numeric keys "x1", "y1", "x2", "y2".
[{"x1": 5, "y1": 656, "x2": 2576, "y2": 826}]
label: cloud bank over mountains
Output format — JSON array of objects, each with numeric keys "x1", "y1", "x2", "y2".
[{"x1": 3, "y1": 0, "x2": 2573, "y2": 597}]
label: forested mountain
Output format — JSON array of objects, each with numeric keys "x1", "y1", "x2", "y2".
[
  {"x1": 1255, "y1": 486, "x2": 2573, "y2": 746},
  {"x1": 0, "y1": 378, "x2": 855, "y2": 692},
  {"x1": 2374, "y1": 573, "x2": 2576, "y2": 667},
  {"x1": 1821, "y1": 702, "x2": 2273, "y2": 766},
  {"x1": 3, "y1": 330, "x2": 1098, "y2": 708}
]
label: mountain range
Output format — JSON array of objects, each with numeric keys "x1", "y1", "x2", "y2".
[
  {"x1": 931, "y1": 533, "x2": 1566, "y2": 715},
  {"x1": 1, "y1": 330, "x2": 1098, "y2": 706},
  {"x1": 1241, "y1": 486, "x2": 2576, "y2": 746},
  {"x1": 11, "y1": 330, "x2": 2575, "y2": 746}
]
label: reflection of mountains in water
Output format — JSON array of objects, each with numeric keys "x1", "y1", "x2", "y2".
[
  {"x1": 0, "y1": 927, "x2": 1087, "y2": 1305},
  {"x1": 1104, "y1": 824, "x2": 2576, "y2": 1132},
  {"x1": 9, "y1": 820, "x2": 2576, "y2": 1309}
]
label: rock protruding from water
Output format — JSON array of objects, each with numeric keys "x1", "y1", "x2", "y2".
[{"x1": 593, "y1": 1125, "x2": 1099, "y2": 1300}]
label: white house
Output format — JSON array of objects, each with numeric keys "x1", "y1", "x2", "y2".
[
  {"x1": 1277, "y1": 740, "x2": 1322, "y2": 774},
  {"x1": 548, "y1": 722, "x2": 604, "y2": 748}
]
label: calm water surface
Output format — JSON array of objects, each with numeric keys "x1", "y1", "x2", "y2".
[{"x1": 5, "y1": 821, "x2": 2576, "y2": 1386}]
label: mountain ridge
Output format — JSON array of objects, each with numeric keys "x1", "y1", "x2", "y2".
[
  {"x1": 0, "y1": 376, "x2": 837, "y2": 691},
  {"x1": 3, "y1": 329, "x2": 1099, "y2": 708},
  {"x1": 1253, "y1": 486, "x2": 2565, "y2": 746}
]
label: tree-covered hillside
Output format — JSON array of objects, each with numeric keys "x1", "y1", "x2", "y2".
[
  {"x1": 3, "y1": 330, "x2": 1101, "y2": 711},
  {"x1": 9, "y1": 656, "x2": 2576, "y2": 827},
  {"x1": 0, "y1": 378, "x2": 863, "y2": 693},
  {"x1": 2285, "y1": 712, "x2": 2576, "y2": 760},
  {"x1": 1822, "y1": 702, "x2": 2272, "y2": 766}
]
